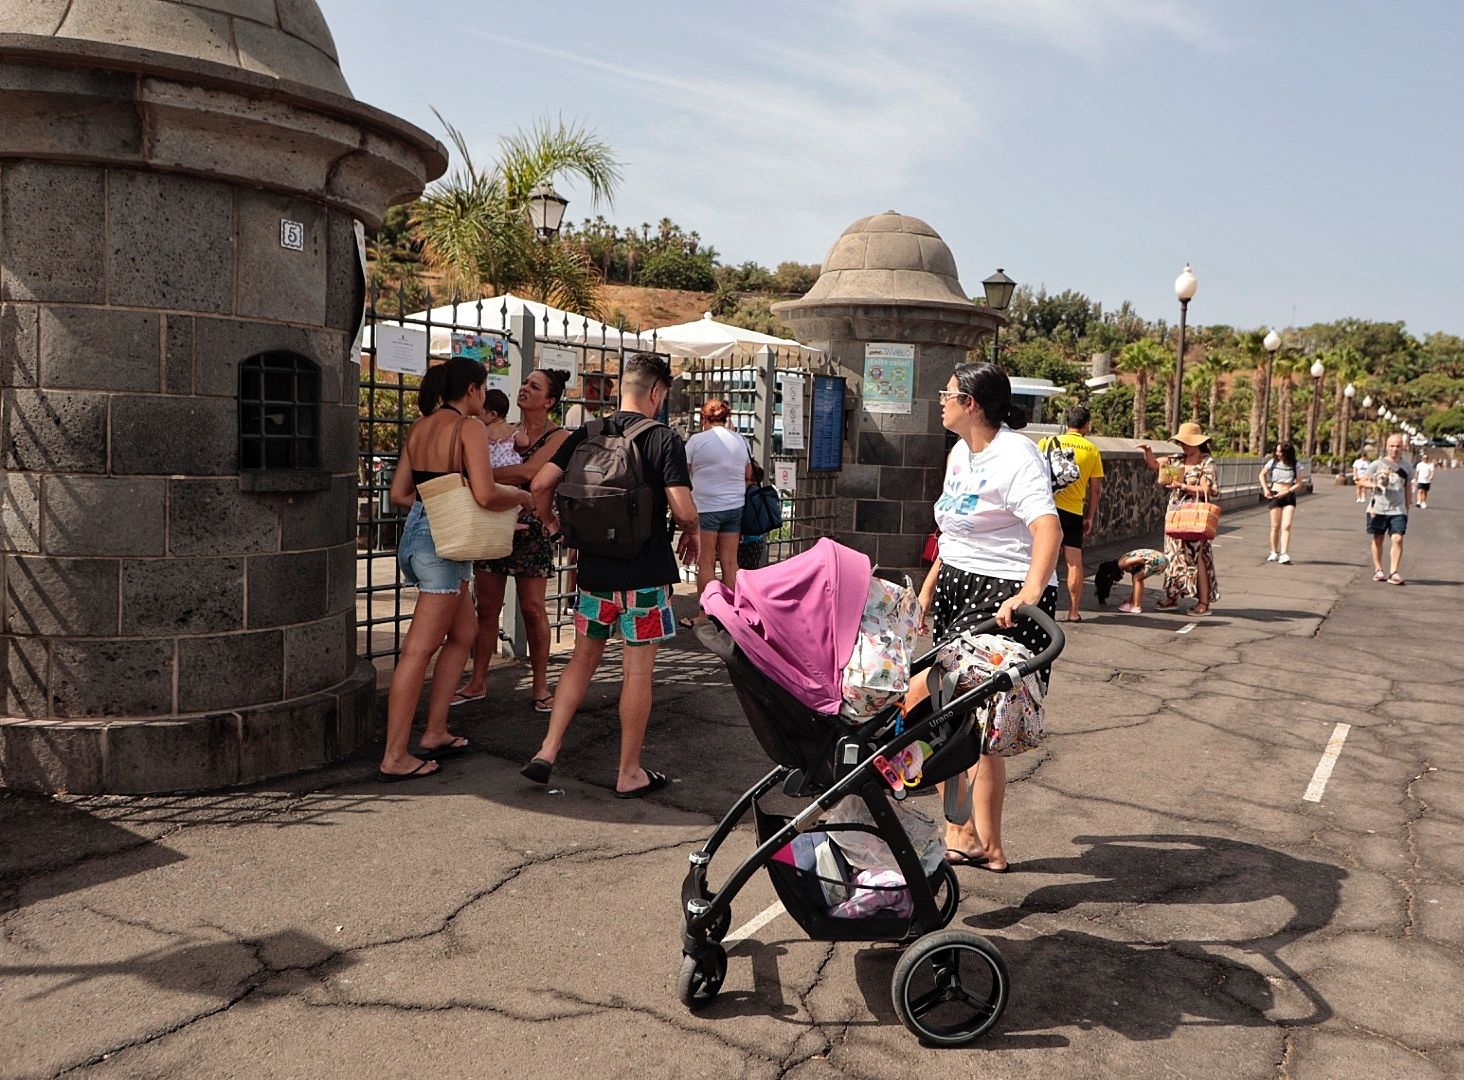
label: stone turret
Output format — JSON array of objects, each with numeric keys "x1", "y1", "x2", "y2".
[{"x1": 0, "y1": 1, "x2": 447, "y2": 792}]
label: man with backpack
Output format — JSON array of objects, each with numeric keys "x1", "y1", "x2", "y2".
[
  {"x1": 1041, "y1": 405, "x2": 1104, "y2": 622},
  {"x1": 522, "y1": 353, "x2": 699, "y2": 797}
]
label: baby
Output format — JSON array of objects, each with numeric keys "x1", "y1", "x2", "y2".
[
  {"x1": 1094, "y1": 549, "x2": 1169, "y2": 614},
  {"x1": 481, "y1": 388, "x2": 521, "y2": 469}
]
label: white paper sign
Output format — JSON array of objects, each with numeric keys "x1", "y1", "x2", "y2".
[
  {"x1": 781, "y1": 374, "x2": 805, "y2": 451},
  {"x1": 774, "y1": 460, "x2": 797, "y2": 495},
  {"x1": 538, "y1": 344, "x2": 579, "y2": 388},
  {"x1": 375, "y1": 325, "x2": 429, "y2": 375}
]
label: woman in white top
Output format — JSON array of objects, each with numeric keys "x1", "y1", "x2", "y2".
[
  {"x1": 915, "y1": 363, "x2": 1061, "y2": 873},
  {"x1": 682, "y1": 399, "x2": 754, "y2": 627}
]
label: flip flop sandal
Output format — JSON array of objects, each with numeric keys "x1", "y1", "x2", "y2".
[
  {"x1": 615, "y1": 769, "x2": 670, "y2": 799},
  {"x1": 944, "y1": 849, "x2": 990, "y2": 867},
  {"x1": 1388, "y1": 574, "x2": 1406, "y2": 586},
  {"x1": 1373, "y1": 570, "x2": 1387, "y2": 581},
  {"x1": 677, "y1": 617, "x2": 697, "y2": 630},
  {"x1": 521, "y1": 757, "x2": 554, "y2": 784},
  {"x1": 533, "y1": 696, "x2": 554, "y2": 714},
  {"x1": 977, "y1": 862, "x2": 1011, "y2": 874},
  {"x1": 450, "y1": 689, "x2": 486, "y2": 707},
  {"x1": 377, "y1": 760, "x2": 440, "y2": 784},
  {"x1": 417, "y1": 736, "x2": 471, "y2": 759}
]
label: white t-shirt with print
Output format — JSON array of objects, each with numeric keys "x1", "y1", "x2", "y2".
[
  {"x1": 1416, "y1": 461, "x2": 1436, "y2": 485},
  {"x1": 685, "y1": 426, "x2": 751, "y2": 513},
  {"x1": 935, "y1": 429, "x2": 1059, "y2": 585}
]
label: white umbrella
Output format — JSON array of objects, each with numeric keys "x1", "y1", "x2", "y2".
[{"x1": 647, "y1": 312, "x2": 821, "y2": 362}]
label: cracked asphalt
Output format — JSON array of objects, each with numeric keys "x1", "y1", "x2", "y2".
[{"x1": 2, "y1": 475, "x2": 1461, "y2": 1079}]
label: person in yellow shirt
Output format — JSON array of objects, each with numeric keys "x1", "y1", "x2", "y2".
[{"x1": 1046, "y1": 406, "x2": 1104, "y2": 621}]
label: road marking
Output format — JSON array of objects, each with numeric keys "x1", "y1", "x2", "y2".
[
  {"x1": 1175, "y1": 623, "x2": 1197, "y2": 635},
  {"x1": 1303, "y1": 723, "x2": 1352, "y2": 802},
  {"x1": 723, "y1": 900, "x2": 785, "y2": 945}
]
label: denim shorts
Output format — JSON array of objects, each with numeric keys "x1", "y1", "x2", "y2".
[
  {"x1": 1365, "y1": 512, "x2": 1407, "y2": 537},
  {"x1": 575, "y1": 586, "x2": 675, "y2": 645},
  {"x1": 698, "y1": 506, "x2": 743, "y2": 534},
  {"x1": 397, "y1": 502, "x2": 472, "y2": 594}
]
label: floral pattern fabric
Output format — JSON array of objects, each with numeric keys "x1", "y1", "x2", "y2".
[{"x1": 1163, "y1": 457, "x2": 1221, "y2": 604}]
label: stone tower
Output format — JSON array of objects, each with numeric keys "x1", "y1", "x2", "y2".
[
  {"x1": 773, "y1": 213, "x2": 1001, "y2": 574},
  {"x1": 0, "y1": 1, "x2": 446, "y2": 792}
]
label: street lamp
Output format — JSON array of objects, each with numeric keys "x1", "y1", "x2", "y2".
[
  {"x1": 1260, "y1": 328, "x2": 1281, "y2": 451},
  {"x1": 1341, "y1": 382, "x2": 1355, "y2": 460},
  {"x1": 525, "y1": 182, "x2": 569, "y2": 241},
  {"x1": 1305, "y1": 358, "x2": 1325, "y2": 458},
  {"x1": 1170, "y1": 264, "x2": 1198, "y2": 433},
  {"x1": 982, "y1": 268, "x2": 1016, "y2": 363}
]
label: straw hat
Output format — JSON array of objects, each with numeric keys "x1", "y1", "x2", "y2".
[{"x1": 1172, "y1": 421, "x2": 1212, "y2": 446}]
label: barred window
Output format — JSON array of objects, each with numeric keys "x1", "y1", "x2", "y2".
[{"x1": 238, "y1": 352, "x2": 320, "y2": 470}]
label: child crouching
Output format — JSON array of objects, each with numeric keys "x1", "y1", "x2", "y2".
[{"x1": 1094, "y1": 549, "x2": 1168, "y2": 614}]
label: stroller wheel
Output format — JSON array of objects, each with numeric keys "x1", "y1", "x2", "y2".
[
  {"x1": 892, "y1": 929, "x2": 1009, "y2": 1046},
  {"x1": 677, "y1": 944, "x2": 728, "y2": 1010},
  {"x1": 706, "y1": 903, "x2": 732, "y2": 943}
]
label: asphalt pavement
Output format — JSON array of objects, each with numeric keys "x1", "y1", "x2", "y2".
[{"x1": 2, "y1": 473, "x2": 1461, "y2": 1079}]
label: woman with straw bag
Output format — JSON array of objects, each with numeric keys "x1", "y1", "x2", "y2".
[
  {"x1": 380, "y1": 357, "x2": 532, "y2": 782},
  {"x1": 1139, "y1": 421, "x2": 1221, "y2": 617}
]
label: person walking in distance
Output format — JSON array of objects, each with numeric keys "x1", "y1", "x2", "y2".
[
  {"x1": 1043, "y1": 405, "x2": 1103, "y2": 622},
  {"x1": 1415, "y1": 454, "x2": 1436, "y2": 509},
  {"x1": 1364, "y1": 434, "x2": 1414, "y2": 585},
  {"x1": 1352, "y1": 449, "x2": 1372, "y2": 503},
  {"x1": 521, "y1": 354, "x2": 700, "y2": 797},
  {"x1": 1261, "y1": 442, "x2": 1302, "y2": 564}
]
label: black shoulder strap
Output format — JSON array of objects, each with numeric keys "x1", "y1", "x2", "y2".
[{"x1": 622, "y1": 416, "x2": 662, "y2": 441}]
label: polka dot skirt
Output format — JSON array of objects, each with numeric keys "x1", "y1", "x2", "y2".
[{"x1": 931, "y1": 565, "x2": 1058, "y2": 688}]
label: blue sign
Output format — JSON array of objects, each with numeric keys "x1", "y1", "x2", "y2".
[{"x1": 810, "y1": 375, "x2": 846, "y2": 472}]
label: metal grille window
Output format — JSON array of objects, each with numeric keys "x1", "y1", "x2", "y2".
[{"x1": 239, "y1": 352, "x2": 320, "y2": 470}]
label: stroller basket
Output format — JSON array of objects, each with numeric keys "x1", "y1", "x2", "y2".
[{"x1": 679, "y1": 603, "x2": 1065, "y2": 1046}]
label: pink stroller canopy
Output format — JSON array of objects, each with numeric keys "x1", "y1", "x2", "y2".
[{"x1": 701, "y1": 538, "x2": 871, "y2": 715}]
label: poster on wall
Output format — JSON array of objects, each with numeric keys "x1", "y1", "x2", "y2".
[
  {"x1": 810, "y1": 375, "x2": 846, "y2": 472},
  {"x1": 781, "y1": 373, "x2": 805, "y2": 451},
  {"x1": 451, "y1": 331, "x2": 513, "y2": 393},
  {"x1": 774, "y1": 460, "x2": 797, "y2": 495},
  {"x1": 538, "y1": 344, "x2": 580, "y2": 389},
  {"x1": 375, "y1": 325, "x2": 429, "y2": 375},
  {"x1": 862, "y1": 343, "x2": 915, "y2": 413}
]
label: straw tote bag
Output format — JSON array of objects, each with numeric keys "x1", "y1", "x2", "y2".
[
  {"x1": 1164, "y1": 489, "x2": 1221, "y2": 543},
  {"x1": 416, "y1": 416, "x2": 519, "y2": 561}
]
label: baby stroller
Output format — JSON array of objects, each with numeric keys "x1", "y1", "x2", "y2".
[{"x1": 679, "y1": 539, "x2": 1064, "y2": 1045}]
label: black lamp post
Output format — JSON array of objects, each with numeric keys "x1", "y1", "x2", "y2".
[
  {"x1": 1305, "y1": 358, "x2": 1325, "y2": 458},
  {"x1": 982, "y1": 268, "x2": 1016, "y2": 363},
  {"x1": 1170, "y1": 264, "x2": 1197, "y2": 433},
  {"x1": 526, "y1": 182, "x2": 569, "y2": 241}
]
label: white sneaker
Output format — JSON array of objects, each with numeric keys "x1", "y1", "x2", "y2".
[
  {"x1": 1278, "y1": 553, "x2": 1292, "y2": 564},
  {"x1": 1266, "y1": 552, "x2": 1278, "y2": 562}
]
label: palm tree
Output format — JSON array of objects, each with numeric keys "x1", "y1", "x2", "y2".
[
  {"x1": 1118, "y1": 339, "x2": 1168, "y2": 439},
  {"x1": 417, "y1": 114, "x2": 622, "y2": 312},
  {"x1": 1327, "y1": 346, "x2": 1366, "y2": 458},
  {"x1": 1192, "y1": 350, "x2": 1231, "y2": 434},
  {"x1": 1273, "y1": 354, "x2": 1298, "y2": 444},
  {"x1": 1234, "y1": 330, "x2": 1269, "y2": 453}
]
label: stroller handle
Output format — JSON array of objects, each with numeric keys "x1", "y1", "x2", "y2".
[{"x1": 952, "y1": 603, "x2": 1066, "y2": 681}]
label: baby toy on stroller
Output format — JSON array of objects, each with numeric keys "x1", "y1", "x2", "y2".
[{"x1": 680, "y1": 539, "x2": 1064, "y2": 1045}]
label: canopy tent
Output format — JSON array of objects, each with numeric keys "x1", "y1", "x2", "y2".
[
  {"x1": 647, "y1": 312, "x2": 822, "y2": 362},
  {"x1": 390, "y1": 293, "x2": 657, "y2": 357}
]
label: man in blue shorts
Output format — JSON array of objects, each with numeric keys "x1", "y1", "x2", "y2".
[
  {"x1": 1362, "y1": 434, "x2": 1414, "y2": 586},
  {"x1": 522, "y1": 354, "x2": 699, "y2": 797}
]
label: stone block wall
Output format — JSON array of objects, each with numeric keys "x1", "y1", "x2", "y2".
[{"x1": 0, "y1": 159, "x2": 368, "y2": 792}]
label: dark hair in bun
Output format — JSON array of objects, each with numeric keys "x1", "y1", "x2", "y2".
[
  {"x1": 952, "y1": 362, "x2": 1027, "y2": 430},
  {"x1": 538, "y1": 367, "x2": 570, "y2": 405}
]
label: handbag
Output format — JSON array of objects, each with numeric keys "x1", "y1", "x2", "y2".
[
  {"x1": 921, "y1": 528, "x2": 940, "y2": 563},
  {"x1": 740, "y1": 444, "x2": 783, "y2": 536},
  {"x1": 416, "y1": 415, "x2": 520, "y2": 561},
  {"x1": 736, "y1": 536, "x2": 767, "y2": 570},
  {"x1": 934, "y1": 633, "x2": 1047, "y2": 758},
  {"x1": 1164, "y1": 489, "x2": 1220, "y2": 542}
]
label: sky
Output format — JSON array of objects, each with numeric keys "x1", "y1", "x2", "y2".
[{"x1": 320, "y1": 0, "x2": 1464, "y2": 338}]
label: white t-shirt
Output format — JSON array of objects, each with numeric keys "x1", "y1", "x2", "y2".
[
  {"x1": 935, "y1": 429, "x2": 1059, "y2": 584},
  {"x1": 685, "y1": 426, "x2": 751, "y2": 513},
  {"x1": 1416, "y1": 461, "x2": 1436, "y2": 485},
  {"x1": 1352, "y1": 457, "x2": 1370, "y2": 478}
]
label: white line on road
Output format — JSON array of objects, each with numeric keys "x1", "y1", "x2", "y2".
[
  {"x1": 1303, "y1": 723, "x2": 1352, "y2": 802},
  {"x1": 1175, "y1": 623, "x2": 1197, "y2": 635},
  {"x1": 723, "y1": 901, "x2": 785, "y2": 945}
]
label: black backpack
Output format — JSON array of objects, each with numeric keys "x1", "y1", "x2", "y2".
[{"x1": 555, "y1": 417, "x2": 664, "y2": 558}]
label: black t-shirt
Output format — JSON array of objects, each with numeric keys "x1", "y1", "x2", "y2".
[{"x1": 549, "y1": 411, "x2": 692, "y2": 591}]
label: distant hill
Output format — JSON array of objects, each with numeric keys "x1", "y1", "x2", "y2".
[{"x1": 598, "y1": 285, "x2": 716, "y2": 331}]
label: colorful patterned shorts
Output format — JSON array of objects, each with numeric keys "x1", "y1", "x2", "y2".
[
  {"x1": 1123, "y1": 548, "x2": 1169, "y2": 577},
  {"x1": 575, "y1": 586, "x2": 676, "y2": 645}
]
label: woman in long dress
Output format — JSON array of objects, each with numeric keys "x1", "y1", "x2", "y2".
[{"x1": 1139, "y1": 421, "x2": 1221, "y2": 616}]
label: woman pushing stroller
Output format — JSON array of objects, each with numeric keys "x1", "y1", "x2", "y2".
[{"x1": 910, "y1": 363, "x2": 1062, "y2": 873}]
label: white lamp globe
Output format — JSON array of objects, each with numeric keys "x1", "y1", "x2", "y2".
[
  {"x1": 1344, "y1": 383, "x2": 1356, "y2": 399},
  {"x1": 1310, "y1": 360, "x2": 1325, "y2": 379},
  {"x1": 1263, "y1": 329, "x2": 1281, "y2": 353},
  {"x1": 1362, "y1": 395, "x2": 1373, "y2": 408},
  {"x1": 1175, "y1": 264, "x2": 1198, "y2": 301}
]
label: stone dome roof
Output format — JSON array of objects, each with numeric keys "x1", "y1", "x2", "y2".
[
  {"x1": 9, "y1": 0, "x2": 350, "y2": 97},
  {"x1": 802, "y1": 211, "x2": 973, "y2": 307}
]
